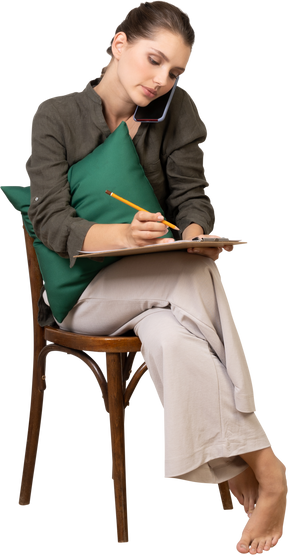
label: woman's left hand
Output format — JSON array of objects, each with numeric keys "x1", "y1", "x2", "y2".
[{"x1": 186, "y1": 234, "x2": 233, "y2": 261}]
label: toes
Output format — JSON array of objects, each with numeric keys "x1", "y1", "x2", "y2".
[
  {"x1": 244, "y1": 496, "x2": 256, "y2": 516},
  {"x1": 256, "y1": 540, "x2": 266, "y2": 553},
  {"x1": 241, "y1": 509, "x2": 254, "y2": 520},
  {"x1": 249, "y1": 539, "x2": 259, "y2": 554},
  {"x1": 263, "y1": 538, "x2": 273, "y2": 551},
  {"x1": 237, "y1": 541, "x2": 249, "y2": 553},
  {"x1": 271, "y1": 530, "x2": 286, "y2": 551},
  {"x1": 249, "y1": 501, "x2": 256, "y2": 515}
]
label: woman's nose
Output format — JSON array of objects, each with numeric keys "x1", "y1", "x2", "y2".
[{"x1": 153, "y1": 69, "x2": 169, "y2": 88}]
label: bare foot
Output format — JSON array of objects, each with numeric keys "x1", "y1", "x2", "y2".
[
  {"x1": 236, "y1": 457, "x2": 287, "y2": 553},
  {"x1": 229, "y1": 466, "x2": 259, "y2": 517}
]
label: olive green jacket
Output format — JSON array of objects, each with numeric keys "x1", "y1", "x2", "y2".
[{"x1": 26, "y1": 79, "x2": 214, "y2": 268}]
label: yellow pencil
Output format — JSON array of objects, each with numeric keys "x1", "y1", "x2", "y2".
[{"x1": 105, "y1": 190, "x2": 179, "y2": 231}]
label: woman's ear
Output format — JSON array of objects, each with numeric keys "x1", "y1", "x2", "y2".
[{"x1": 111, "y1": 32, "x2": 128, "y2": 60}]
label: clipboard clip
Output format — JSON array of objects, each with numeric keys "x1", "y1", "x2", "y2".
[{"x1": 192, "y1": 237, "x2": 231, "y2": 242}]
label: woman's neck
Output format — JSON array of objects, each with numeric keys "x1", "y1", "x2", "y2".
[
  {"x1": 93, "y1": 81, "x2": 140, "y2": 139},
  {"x1": 94, "y1": 66, "x2": 136, "y2": 132}
]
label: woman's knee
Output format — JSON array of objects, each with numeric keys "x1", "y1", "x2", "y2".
[{"x1": 134, "y1": 308, "x2": 182, "y2": 345}]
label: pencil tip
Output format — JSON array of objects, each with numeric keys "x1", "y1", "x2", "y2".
[{"x1": 105, "y1": 190, "x2": 112, "y2": 195}]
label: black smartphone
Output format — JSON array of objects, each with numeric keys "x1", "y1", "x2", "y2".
[{"x1": 133, "y1": 76, "x2": 179, "y2": 123}]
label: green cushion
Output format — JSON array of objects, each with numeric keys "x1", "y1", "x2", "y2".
[{"x1": 1, "y1": 122, "x2": 173, "y2": 323}]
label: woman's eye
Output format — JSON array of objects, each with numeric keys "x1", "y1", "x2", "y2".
[
  {"x1": 149, "y1": 57, "x2": 159, "y2": 66},
  {"x1": 149, "y1": 57, "x2": 177, "y2": 79}
]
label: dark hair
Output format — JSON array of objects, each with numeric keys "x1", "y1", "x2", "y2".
[{"x1": 101, "y1": 2, "x2": 195, "y2": 76}]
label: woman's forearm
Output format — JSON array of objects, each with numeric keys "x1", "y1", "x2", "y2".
[
  {"x1": 82, "y1": 212, "x2": 172, "y2": 251},
  {"x1": 82, "y1": 223, "x2": 130, "y2": 251}
]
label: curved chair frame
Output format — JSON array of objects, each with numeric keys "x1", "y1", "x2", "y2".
[{"x1": 19, "y1": 224, "x2": 232, "y2": 543}]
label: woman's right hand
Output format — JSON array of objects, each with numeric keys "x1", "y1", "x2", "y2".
[{"x1": 124, "y1": 211, "x2": 175, "y2": 248}]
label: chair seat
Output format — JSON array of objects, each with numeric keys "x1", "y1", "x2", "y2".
[{"x1": 44, "y1": 326, "x2": 142, "y2": 353}]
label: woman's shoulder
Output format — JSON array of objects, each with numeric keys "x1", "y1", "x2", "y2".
[
  {"x1": 34, "y1": 82, "x2": 99, "y2": 121},
  {"x1": 171, "y1": 86, "x2": 203, "y2": 123},
  {"x1": 160, "y1": 85, "x2": 206, "y2": 144}
]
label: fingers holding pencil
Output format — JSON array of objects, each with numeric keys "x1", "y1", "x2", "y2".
[
  {"x1": 126, "y1": 210, "x2": 175, "y2": 248},
  {"x1": 105, "y1": 189, "x2": 176, "y2": 247}
]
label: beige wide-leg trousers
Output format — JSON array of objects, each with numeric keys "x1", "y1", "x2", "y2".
[{"x1": 54, "y1": 251, "x2": 270, "y2": 483}]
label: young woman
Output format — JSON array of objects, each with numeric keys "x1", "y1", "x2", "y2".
[{"x1": 26, "y1": 2, "x2": 286, "y2": 553}]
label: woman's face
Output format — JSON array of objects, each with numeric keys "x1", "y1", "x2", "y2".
[{"x1": 112, "y1": 29, "x2": 191, "y2": 107}]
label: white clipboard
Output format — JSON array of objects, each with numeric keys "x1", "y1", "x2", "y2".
[{"x1": 73, "y1": 236, "x2": 251, "y2": 259}]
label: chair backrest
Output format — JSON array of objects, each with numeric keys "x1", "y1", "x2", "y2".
[{"x1": 22, "y1": 222, "x2": 46, "y2": 351}]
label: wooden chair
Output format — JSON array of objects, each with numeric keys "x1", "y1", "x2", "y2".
[{"x1": 19, "y1": 224, "x2": 233, "y2": 543}]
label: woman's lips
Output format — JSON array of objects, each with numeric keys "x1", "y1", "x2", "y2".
[{"x1": 141, "y1": 85, "x2": 157, "y2": 98}]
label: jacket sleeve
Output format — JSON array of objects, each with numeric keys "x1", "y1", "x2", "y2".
[
  {"x1": 164, "y1": 89, "x2": 215, "y2": 235},
  {"x1": 26, "y1": 102, "x2": 95, "y2": 267}
]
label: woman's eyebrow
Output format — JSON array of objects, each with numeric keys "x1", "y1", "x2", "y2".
[{"x1": 150, "y1": 48, "x2": 185, "y2": 71}]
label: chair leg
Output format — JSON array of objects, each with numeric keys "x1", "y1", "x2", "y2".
[
  {"x1": 107, "y1": 353, "x2": 128, "y2": 542},
  {"x1": 19, "y1": 382, "x2": 44, "y2": 505},
  {"x1": 218, "y1": 480, "x2": 233, "y2": 510}
]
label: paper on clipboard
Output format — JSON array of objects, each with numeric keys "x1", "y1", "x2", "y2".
[{"x1": 74, "y1": 238, "x2": 246, "y2": 259}]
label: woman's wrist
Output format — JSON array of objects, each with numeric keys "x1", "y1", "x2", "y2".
[{"x1": 182, "y1": 223, "x2": 204, "y2": 240}]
